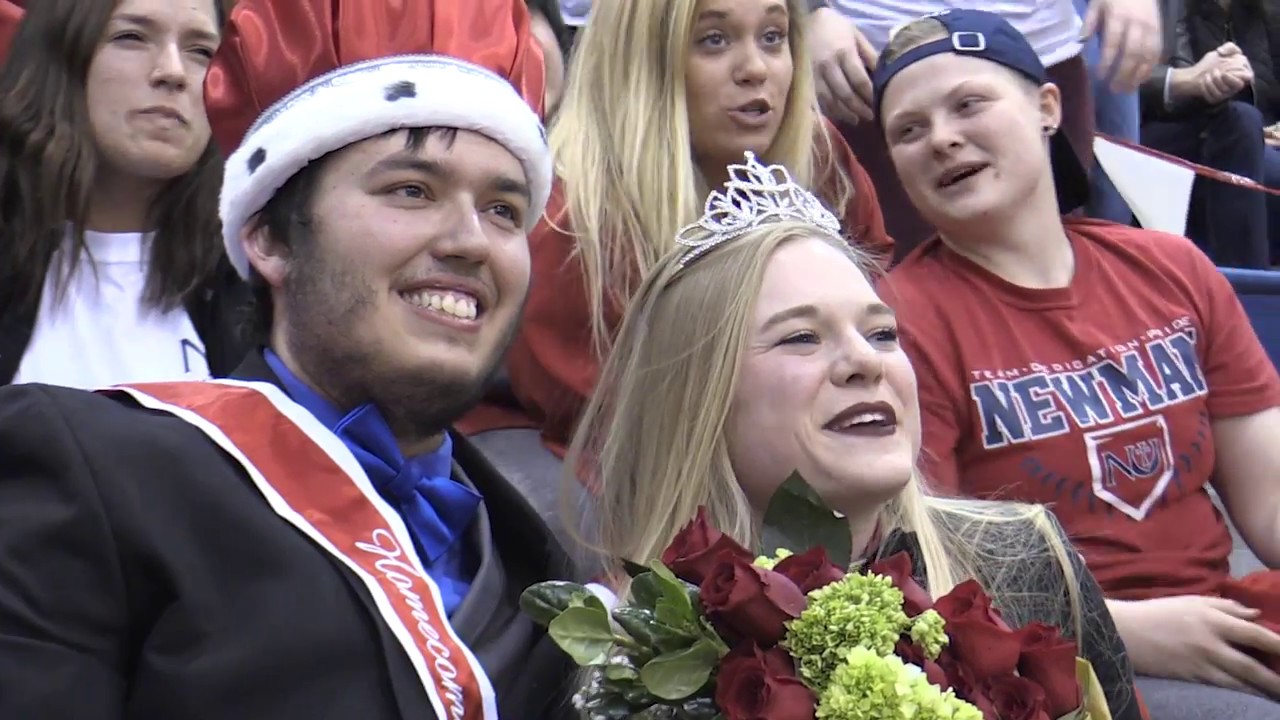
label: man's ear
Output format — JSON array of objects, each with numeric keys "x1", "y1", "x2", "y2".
[{"x1": 241, "y1": 219, "x2": 289, "y2": 288}]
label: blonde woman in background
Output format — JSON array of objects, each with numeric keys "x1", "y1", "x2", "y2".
[
  {"x1": 567, "y1": 152, "x2": 1143, "y2": 719},
  {"x1": 460, "y1": 0, "x2": 893, "y2": 462}
]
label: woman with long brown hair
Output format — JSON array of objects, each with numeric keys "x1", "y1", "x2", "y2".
[{"x1": 0, "y1": 0, "x2": 248, "y2": 389}]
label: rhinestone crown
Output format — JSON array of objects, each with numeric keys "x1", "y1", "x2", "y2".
[{"x1": 675, "y1": 152, "x2": 843, "y2": 268}]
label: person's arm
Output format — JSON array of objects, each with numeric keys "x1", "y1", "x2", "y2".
[
  {"x1": 1102, "y1": 241, "x2": 1280, "y2": 695},
  {"x1": 1141, "y1": 4, "x2": 1208, "y2": 118},
  {"x1": 0, "y1": 385, "x2": 128, "y2": 719},
  {"x1": 1180, "y1": 251, "x2": 1280, "y2": 567},
  {"x1": 1214, "y1": 409, "x2": 1280, "y2": 568}
]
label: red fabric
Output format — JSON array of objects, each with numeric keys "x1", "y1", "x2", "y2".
[
  {"x1": 106, "y1": 382, "x2": 492, "y2": 718},
  {"x1": 879, "y1": 218, "x2": 1280, "y2": 599},
  {"x1": 457, "y1": 122, "x2": 894, "y2": 462},
  {"x1": 1219, "y1": 571, "x2": 1280, "y2": 672},
  {"x1": 0, "y1": 0, "x2": 22, "y2": 64},
  {"x1": 204, "y1": 0, "x2": 545, "y2": 157}
]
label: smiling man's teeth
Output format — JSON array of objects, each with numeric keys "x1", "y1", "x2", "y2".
[{"x1": 401, "y1": 290, "x2": 478, "y2": 320}]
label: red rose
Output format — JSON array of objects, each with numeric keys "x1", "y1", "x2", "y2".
[
  {"x1": 701, "y1": 553, "x2": 807, "y2": 646},
  {"x1": 986, "y1": 675, "x2": 1051, "y2": 720},
  {"x1": 937, "y1": 651, "x2": 996, "y2": 719},
  {"x1": 715, "y1": 642, "x2": 816, "y2": 720},
  {"x1": 867, "y1": 551, "x2": 934, "y2": 617},
  {"x1": 895, "y1": 637, "x2": 949, "y2": 690},
  {"x1": 774, "y1": 547, "x2": 845, "y2": 594},
  {"x1": 1017, "y1": 622, "x2": 1081, "y2": 717},
  {"x1": 934, "y1": 580, "x2": 1021, "y2": 682},
  {"x1": 661, "y1": 506, "x2": 754, "y2": 586}
]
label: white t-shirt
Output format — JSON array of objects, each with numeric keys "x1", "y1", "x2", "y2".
[
  {"x1": 831, "y1": 0, "x2": 1084, "y2": 68},
  {"x1": 12, "y1": 229, "x2": 211, "y2": 389}
]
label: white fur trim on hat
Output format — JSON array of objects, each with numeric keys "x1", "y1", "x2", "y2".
[{"x1": 219, "y1": 55, "x2": 552, "y2": 279}]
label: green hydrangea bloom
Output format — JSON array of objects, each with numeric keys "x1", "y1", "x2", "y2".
[
  {"x1": 909, "y1": 609, "x2": 949, "y2": 660},
  {"x1": 782, "y1": 573, "x2": 910, "y2": 689},
  {"x1": 816, "y1": 647, "x2": 983, "y2": 720},
  {"x1": 753, "y1": 548, "x2": 794, "y2": 570}
]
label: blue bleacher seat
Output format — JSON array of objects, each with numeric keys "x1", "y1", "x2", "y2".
[{"x1": 1222, "y1": 267, "x2": 1280, "y2": 371}]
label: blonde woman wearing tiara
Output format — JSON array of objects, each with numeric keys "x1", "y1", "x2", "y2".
[
  {"x1": 567, "y1": 151, "x2": 1144, "y2": 719},
  {"x1": 459, "y1": 0, "x2": 892, "y2": 464}
]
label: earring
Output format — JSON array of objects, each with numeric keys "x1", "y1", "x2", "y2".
[{"x1": 1043, "y1": 125, "x2": 1058, "y2": 135}]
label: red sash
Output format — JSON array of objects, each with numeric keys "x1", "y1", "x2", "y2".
[{"x1": 99, "y1": 380, "x2": 498, "y2": 720}]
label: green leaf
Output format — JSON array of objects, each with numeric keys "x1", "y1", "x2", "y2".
[
  {"x1": 613, "y1": 606, "x2": 697, "y2": 654},
  {"x1": 547, "y1": 605, "x2": 616, "y2": 666},
  {"x1": 639, "y1": 639, "x2": 721, "y2": 700},
  {"x1": 622, "y1": 684, "x2": 662, "y2": 707},
  {"x1": 759, "y1": 470, "x2": 851, "y2": 567},
  {"x1": 650, "y1": 561, "x2": 699, "y2": 629},
  {"x1": 567, "y1": 590, "x2": 609, "y2": 613},
  {"x1": 631, "y1": 572, "x2": 665, "y2": 610},
  {"x1": 519, "y1": 581, "x2": 592, "y2": 627}
]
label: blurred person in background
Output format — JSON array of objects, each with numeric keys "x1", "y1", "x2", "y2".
[
  {"x1": 528, "y1": 0, "x2": 572, "y2": 118},
  {"x1": 1140, "y1": 0, "x2": 1271, "y2": 267},
  {"x1": 1075, "y1": 0, "x2": 1143, "y2": 225},
  {"x1": 0, "y1": 0, "x2": 249, "y2": 389}
]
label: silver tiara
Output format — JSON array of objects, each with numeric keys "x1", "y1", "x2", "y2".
[{"x1": 675, "y1": 152, "x2": 844, "y2": 268}]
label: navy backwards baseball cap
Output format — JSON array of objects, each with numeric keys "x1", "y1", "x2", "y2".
[{"x1": 870, "y1": 9, "x2": 1088, "y2": 214}]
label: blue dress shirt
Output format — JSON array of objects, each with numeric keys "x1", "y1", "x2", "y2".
[{"x1": 264, "y1": 350, "x2": 481, "y2": 615}]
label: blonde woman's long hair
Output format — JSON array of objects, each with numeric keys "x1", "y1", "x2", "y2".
[
  {"x1": 550, "y1": 0, "x2": 853, "y2": 354},
  {"x1": 567, "y1": 220, "x2": 1084, "y2": 640}
]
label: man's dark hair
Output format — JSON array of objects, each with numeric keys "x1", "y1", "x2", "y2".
[{"x1": 245, "y1": 127, "x2": 457, "y2": 346}]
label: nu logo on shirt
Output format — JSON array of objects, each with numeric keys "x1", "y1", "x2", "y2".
[{"x1": 968, "y1": 327, "x2": 1207, "y2": 450}]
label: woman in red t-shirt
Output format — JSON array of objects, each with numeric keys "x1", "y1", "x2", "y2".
[
  {"x1": 873, "y1": 8, "x2": 1280, "y2": 711},
  {"x1": 458, "y1": 0, "x2": 893, "y2": 459}
]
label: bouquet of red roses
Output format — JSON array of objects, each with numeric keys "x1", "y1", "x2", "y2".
[{"x1": 521, "y1": 474, "x2": 1112, "y2": 720}]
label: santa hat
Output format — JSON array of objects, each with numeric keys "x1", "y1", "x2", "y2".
[
  {"x1": 0, "y1": 1, "x2": 22, "y2": 62},
  {"x1": 205, "y1": 0, "x2": 552, "y2": 279}
]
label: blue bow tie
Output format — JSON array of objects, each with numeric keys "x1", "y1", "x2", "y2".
[{"x1": 334, "y1": 404, "x2": 482, "y2": 564}]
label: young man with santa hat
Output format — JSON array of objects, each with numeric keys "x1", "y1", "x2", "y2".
[{"x1": 0, "y1": 0, "x2": 579, "y2": 718}]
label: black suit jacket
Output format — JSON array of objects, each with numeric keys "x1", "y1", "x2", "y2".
[
  {"x1": 0, "y1": 354, "x2": 578, "y2": 719},
  {"x1": 1141, "y1": 0, "x2": 1206, "y2": 122}
]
